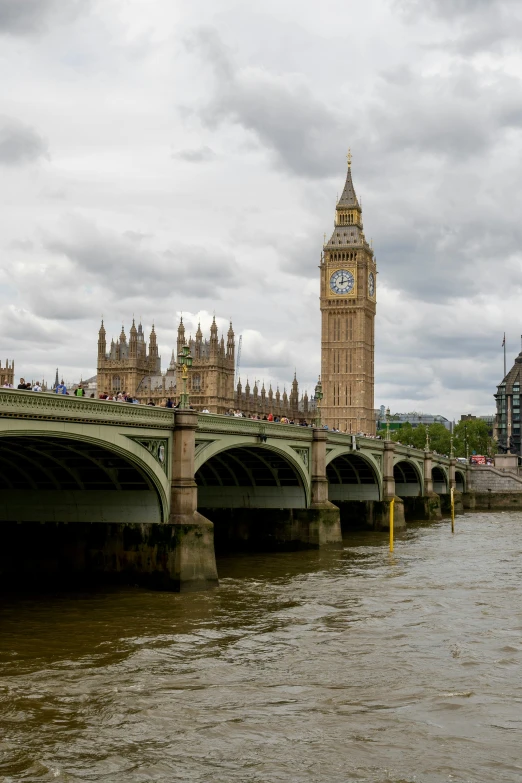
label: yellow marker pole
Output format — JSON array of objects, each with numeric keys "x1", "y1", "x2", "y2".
[
  {"x1": 389, "y1": 497, "x2": 395, "y2": 552},
  {"x1": 450, "y1": 486, "x2": 455, "y2": 534}
]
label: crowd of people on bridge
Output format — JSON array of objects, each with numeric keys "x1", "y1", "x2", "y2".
[{"x1": 4, "y1": 381, "x2": 390, "y2": 437}]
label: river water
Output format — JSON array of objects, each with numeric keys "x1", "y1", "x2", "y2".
[{"x1": 1, "y1": 512, "x2": 522, "y2": 783}]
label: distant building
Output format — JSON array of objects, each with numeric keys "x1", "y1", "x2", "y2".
[
  {"x1": 377, "y1": 411, "x2": 452, "y2": 432},
  {"x1": 494, "y1": 350, "x2": 522, "y2": 454},
  {"x1": 0, "y1": 360, "x2": 14, "y2": 387},
  {"x1": 97, "y1": 317, "x2": 306, "y2": 417}
]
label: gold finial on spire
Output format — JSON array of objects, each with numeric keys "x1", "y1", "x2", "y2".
[
  {"x1": 347, "y1": 148, "x2": 352, "y2": 167},
  {"x1": 323, "y1": 232, "x2": 326, "y2": 245}
]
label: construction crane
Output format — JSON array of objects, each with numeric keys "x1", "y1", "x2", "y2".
[{"x1": 235, "y1": 334, "x2": 242, "y2": 384}]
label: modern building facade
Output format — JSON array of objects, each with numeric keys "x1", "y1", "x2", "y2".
[
  {"x1": 320, "y1": 154, "x2": 376, "y2": 433},
  {"x1": 0, "y1": 360, "x2": 14, "y2": 387},
  {"x1": 494, "y1": 352, "x2": 522, "y2": 453}
]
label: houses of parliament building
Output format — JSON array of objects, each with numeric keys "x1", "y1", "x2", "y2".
[{"x1": 96, "y1": 154, "x2": 376, "y2": 430}]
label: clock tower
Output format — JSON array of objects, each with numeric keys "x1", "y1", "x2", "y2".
[{"x1": 320, "y1": 153, "x2": 376, "y2": 434}]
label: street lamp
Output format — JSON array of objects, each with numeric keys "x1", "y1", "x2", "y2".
[
  {"x1": 179, "y1": 345, "x2": 193, "y2": 409},
  {"x1": 425, "y1": 424, "x2": 430, "y2": 451},
  {"x1": 314, "y1": 376, "x2": 323, "y2": 427},
  {"x1": 450, "y1": 433, "x2": 454, "y2": 459},
  {"x1": 385, "y1": 406, "x2": 391, "y2": 441}
]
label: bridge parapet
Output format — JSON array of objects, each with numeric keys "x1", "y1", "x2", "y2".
[
  {"x1": 0, "y1": 389, "x2": 174, "y2": 429},
  {"x1": 197, "y1": 414, "x2": 314, "y2": 442}
]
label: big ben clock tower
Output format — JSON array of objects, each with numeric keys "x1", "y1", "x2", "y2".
[{"x1": 320, "y1": 152, "x2": 376, "y2": 434}]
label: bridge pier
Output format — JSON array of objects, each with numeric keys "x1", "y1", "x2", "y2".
[
  {"x1": 169, "y1": 411, "x2": 218, "y2": 591},
  {"x1": 308, "y1": 428, "x2": 342, "y2": 545},
  {"x1": 380, "y1": 441, "x2": 406, "y2": 530}
]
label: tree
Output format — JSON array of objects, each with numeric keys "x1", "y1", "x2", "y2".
[
  {"x1": 454, "y1": 419, "x2": 496, "y2": 457},
  {"x1": 391, "y1": 422, "x2": 450, "y2": 454}
]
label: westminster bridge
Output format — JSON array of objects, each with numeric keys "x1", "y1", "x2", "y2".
[{"x1": 0, "y1": 389, "x2": 468, "y2": 591}]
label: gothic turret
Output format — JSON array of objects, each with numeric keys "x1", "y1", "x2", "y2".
[
  {"x1": 290, "y1": 371, "x2": 299, "y2": 414},
  {"x1": 98, "y1": 320, "x2": 106, "y2": 358},
  {"x1": 149, "y1": 324, "x2": 158, "y2": 360},
  {"x1": 210, "y1": 316, "x2": 218, "y2": 356},
  {"x1": 177, "y1": 317, "x2": 185, "y2": 358},
  {"x1": 227, "y1": 321, "x2": 235, "y2": 359},
  {"x1": 195, "y1": 321, "x2": 202, "y2": 359},
  {"x1": 129, "y1": 318, "x2": 137, "y2": 358}
]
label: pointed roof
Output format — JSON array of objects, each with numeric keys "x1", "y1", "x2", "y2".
[{"x1": 337, "y1": 156, "x2": 359, "y2": 208}]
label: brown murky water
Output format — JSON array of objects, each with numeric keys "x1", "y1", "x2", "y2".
[{"x1": 1, "y1": 512, "x2": 522, "y2": 782}]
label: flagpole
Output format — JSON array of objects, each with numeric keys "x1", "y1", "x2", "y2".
[{"x1": 504, "y1": 334, "x2": 506, "y2": 379}]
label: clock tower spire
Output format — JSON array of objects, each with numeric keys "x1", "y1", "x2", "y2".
[{"x1": 320, "y1": 152, "x2": 376, "y2": 433}]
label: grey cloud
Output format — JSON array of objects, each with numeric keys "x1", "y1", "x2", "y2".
[
  {"x1": 185, "y1": 27, "x2": 345, "y2": 179},
  {"x1": 0, "y1": 116, "x2": 49, "y2": 166},
  {"x1": 370, "y1": 65, "x2": 522, "y2": 161},
  {"x1": 0, "y1": 0, "x2": 89, "y2": 35},
  {"x1": 43, "y1": 217, "x2": 241, "y2": 299},
  {"x1": 9, "y1": 239, "x2": 34, "y2": 251},
  {"x1": 395, "y1": 0, "x2": 503, "y2": 21},
  {"x1": 172, "y1": 146, "x2": 216, "y2": 162},
  {"x1": 394, "y1": 0, "x2": 522, "y2": 55}
]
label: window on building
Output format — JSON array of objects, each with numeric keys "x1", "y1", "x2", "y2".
[
  {"x1": 192, "y1": 374, "x2": 201, "y2": 391},
  {"x1": 112, "y1": 376, "x2": 121, "y2": 391}
]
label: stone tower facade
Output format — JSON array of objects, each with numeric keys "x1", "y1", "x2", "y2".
[
  {"x1": 97, "y1": 319, "x2": 161, "y2": 396},
  {"x1": 176, "y1": 316, "x2": 236, "y2": 413},
  {"x1": 320, "y1": 155, "x2": 376, "y2": 433},
  {"x1": 0, "y1": 360, "x2": 14, "y2": 387},
  {"x1": 97, "y1": 317, "x2": 236, "y2": 412}
]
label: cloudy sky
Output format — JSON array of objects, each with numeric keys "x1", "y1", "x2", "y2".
[{"x1": 2, "y1": 0, "x2": 522, "y2": 418}]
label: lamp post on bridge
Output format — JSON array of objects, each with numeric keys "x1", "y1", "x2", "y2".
[
  {"x1": 425, "y1": 425, "x2": 430, "y2": 452},
  {"x1": 385, "y1": 406, "x2": 391, "y2": 441},
  {"x1": 179, "y1": 345, "x2": 193, "y2": 409},
  {"x1": 314, "y1": 376, "x2": 323, "y2": 428},
  {"x1": 450, "y1": 434, "x2": 454, "y2": 459}
]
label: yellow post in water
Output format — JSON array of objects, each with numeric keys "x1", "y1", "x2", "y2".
[
  {"x1": 389, "y1": 497, "x2": 395, "y2": 552},
  {"x1": 450, "y1": 486, "x2": 455, "y2": 534}
]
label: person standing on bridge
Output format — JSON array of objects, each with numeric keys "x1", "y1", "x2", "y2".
[
  {"x1": 55, "y1": 380, "x2": 67, "y2": 395},
  {"x1": 32, "y1": 381, "x2": 42, "y2": 392}
]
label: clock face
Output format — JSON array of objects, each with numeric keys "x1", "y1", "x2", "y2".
[
  {"x1": 330, "y1": 269, "x2": 354, "y2": 295},
  {"x1": 368, "y1": 271, "x2": 375, "y2": 298}
]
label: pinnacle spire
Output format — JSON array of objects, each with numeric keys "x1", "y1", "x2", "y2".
[{"x1": 337, "y1": 156, "x2": 359, "y2": 208}]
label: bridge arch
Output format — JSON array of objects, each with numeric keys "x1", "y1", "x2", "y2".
[
  {"x1": 455, "y1": 469, "x2": 466, "y2": 492},
  {"x1": 0, "y1": 425, "x2": 170, "y2": 524},
  {"x1": 393, "y1": 459, "x2": 423, "y2": 497},
  {"x1": 325, "y1": 451, "x2": 382, "y2": 502},
  {"x1": 196, "y1": 442, "x2": 309, "y2": 508},
  {"x1": 432, "y1": 465, "x2": 448, "y2": 494}
]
